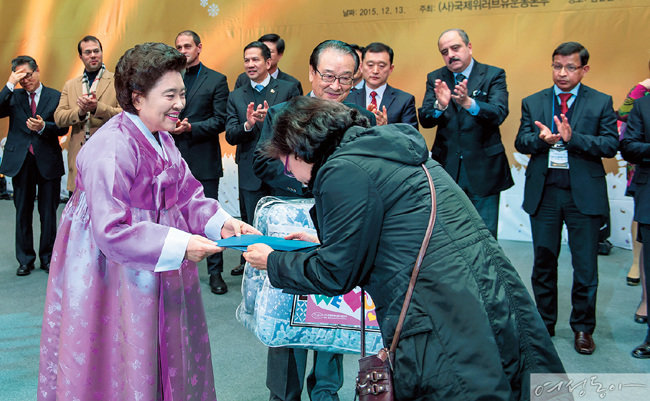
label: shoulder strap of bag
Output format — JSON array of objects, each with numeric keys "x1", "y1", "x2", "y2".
[{"x1": 360, "y1": 163, "x2": 436, "y2": 356}]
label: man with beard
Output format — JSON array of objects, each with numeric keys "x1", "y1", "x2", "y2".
[
  {"x1": 55, "y1": 35, "x2": 121, "y2": 193},
  {"x1": 173, "y1": 30, "x2": 230, "y2": 295}
]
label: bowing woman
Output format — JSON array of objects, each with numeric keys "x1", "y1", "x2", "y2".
[
  {"x1": 245, "y1": 96, "x2": 565, "y2": 401},
  {"x1": 38, "y1": 42, "x2": 259, "y2": 401}
]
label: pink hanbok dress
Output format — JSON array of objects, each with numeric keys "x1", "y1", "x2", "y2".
[{"x1": 37, "y1": 112, "x2": 228, "y2": 401}]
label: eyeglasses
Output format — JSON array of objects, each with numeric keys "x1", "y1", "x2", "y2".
[
  {"x1": 314, "y1": 68, "x2": 353, "y2": 86},
  {"x1": 82, "y1": 49, "x2": 102, "y2": 56},
  {"x1": 19, "y1": 71, "x2": 34, "y2": 80},
  {"x1": 551, "y1": 64, "x2": 583, "y2": 73},
  {"x1": 283, "y1": 154, "x2": 295, "y2": 178}
]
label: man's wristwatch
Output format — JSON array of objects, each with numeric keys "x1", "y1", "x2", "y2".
[{"x1": 434, "y1": 99, "x2": 448, "y2": 112}]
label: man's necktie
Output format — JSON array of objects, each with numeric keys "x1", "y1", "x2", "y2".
[
  {"x1": 29, "y1": 92, "x2": 36, "y2": 154},
  {"x1": 370, "y1": 91, "x2": 378, "y2": 109},
  {"x1": 255, "y1": 84, "x2": 264, "y2": 92},
  {"x1": 455, "y1": 74, "x2": 466, "y2": 85},
  {"x1": 559, "y1": 93, "x2": 572, "y2": 115}
]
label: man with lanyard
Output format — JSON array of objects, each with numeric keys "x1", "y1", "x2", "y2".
[
  {"x1": 515, "y1": 41, "x2": 618, "y2": 355},
  {"x1": 55, "y1": 35, "x2": 121, "y2": 194}
]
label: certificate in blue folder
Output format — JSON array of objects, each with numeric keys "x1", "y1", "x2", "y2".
[{"x1": 215, "y1": 234, "x2": 319, "y2": 252}]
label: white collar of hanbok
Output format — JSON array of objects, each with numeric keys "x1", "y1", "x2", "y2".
[{"x1": 125, "y1": 111, "x2": 168, "y2": 161}]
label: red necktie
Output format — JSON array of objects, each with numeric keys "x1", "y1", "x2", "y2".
[
  {"x1": 370, "y1": 91, "x2": 378, "y2": 109},
  {"x1": 29, "y1": 92, "x2": 36, "y2": 155},
  {"x1": 559, "y1": 93, "x2": 571, "y2": 115}
]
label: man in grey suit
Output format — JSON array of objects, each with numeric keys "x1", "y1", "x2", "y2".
[
  {"x1": 418, "y1": 29, "x2": 513, "y2": 238},
  {"x1": 225, "y1": 41, "x2": 300, "y2": 275},
  {"x1": 173, "y1": 30, "x2": 230, "y2": 295},
  {"x1": 346, "y1": 42, "x2": 418, "y2": 130},
  {"x1": 234, "y1": 34, "x2": 303, "y2": 95}
]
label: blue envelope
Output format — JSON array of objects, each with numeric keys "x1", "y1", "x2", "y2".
[{"x1": 216, "y1": 234, "x2": 319, "y2": 252}]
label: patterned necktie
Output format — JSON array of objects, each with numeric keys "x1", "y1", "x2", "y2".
[
  {"x1": 559, "y1": 93, "x2": 572, "y2": 115},
  {"x1": 455, "y1": 74, "x2": 466, "y2": 85},
  {"x1": 370, "y1": 91, "x2": 378, "y2": 109},
  {"x1": 28, "y1": 92, "x2": 36, "y2": 154},
  {"x1": 255, "y1": 84, "x2": 264, "y2": 92}
]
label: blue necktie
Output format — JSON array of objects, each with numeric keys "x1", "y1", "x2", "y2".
[
  {"x1": 455, "y1": 74, "x2": 466, "y2": 85},
  {"x1": 255, "y1": 84, "x2": 264, "y2": 92}
]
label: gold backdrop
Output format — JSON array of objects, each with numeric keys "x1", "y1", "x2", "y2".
[{"x1": 0, "y1": 0, "x2": 648, "y2": 243}]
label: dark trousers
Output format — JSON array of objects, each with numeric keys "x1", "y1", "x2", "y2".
[
  {"x1": 267, "y1": 347, "x2": 343, "y2": 401},
  {"x1": 530, "y1": 185, "x2": 601, "y2": 334},
  {"x1": 457, "y1": 159, "x2": 500, "y2": 238},
  {"x1": 199, "y1": 178, "x2": 223, "y2": 275},
  {"x1": 12, "y1": 152, "x2": 60, "y2": 266},
  {"x1": 638, "y1": 224, "x2": 650, "y2": 342}
]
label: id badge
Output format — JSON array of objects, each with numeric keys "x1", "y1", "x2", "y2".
[{"x1": 548, "y1": 144, "x2": 569, "y2": 169}]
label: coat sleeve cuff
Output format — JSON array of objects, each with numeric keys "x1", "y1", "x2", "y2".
[
  {"x1": 204, "y1": 207, "x2": 232, "y2": 240},
  {"x1": 154, "y1": 227, "x2": 191, "y2": 272}
]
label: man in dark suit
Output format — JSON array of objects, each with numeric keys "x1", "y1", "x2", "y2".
[
  {"x1": 0, "y1": 56, "x2": 68, "y2": 275},
  {"x1": 234, "y1": 34, "x2": 303, "y2": 95},
  {"x1": 252, "y1": 40, "x2": 375, "y2": 401},
  {"x1": 620, "y1": 95, "x2": 650, "y2": 358},
  {"x1": 515, "y1": 42, "x2": 618, "y2": 355},
  {"x1": 418, "y1": 28, "x2": 512, "y2": 238},
  {"x1": 173, "y1": 30, "x2": 230, "y2": 294},
  {"x1": 225, "y1": 41, "x2": 300, "y2": 275},
  {"x1": 346, "y1": 42, "x2": 418, "y2": 130}
]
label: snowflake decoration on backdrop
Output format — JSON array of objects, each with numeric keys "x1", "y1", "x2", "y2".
[
  {"x1": 208, "y1": 4, "x2": 220, "y2": 17},
  {"x1": 200, "y1": 0, "x2": 208, "y2": 7}
]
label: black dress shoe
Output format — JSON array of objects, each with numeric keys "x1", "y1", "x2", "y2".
[
  {"x1": 631, "y1": 342, "x2": 650, "y2": 359},
  {"x1": 574, "y1": 331, "x2": 595, "y2": 355},
  {"x1": 627, "y1": 276, "x2": 641, "y2": 286},
  {"x1": 41, "y1": 263, "x2": 50, "y2": 273},
  {"x1": 209, "y1": 273, "x2": 228, "y2": 294},
  {"x1": 17, "y1": 264, "x2": 34, "y2": 276},
  {"x1": 230, "y1": 263, "x2": 245, "y2": 276},
  {"x1": 634, "y1": 314, "x2": 648, "y2": 324}
]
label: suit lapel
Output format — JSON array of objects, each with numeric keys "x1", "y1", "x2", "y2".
[
  {"x1": 380, "y1": 85, "x2": 395, "y2": 111},
  {"x1": 265, "y1": 78, "x2": 280, "y2": 106},
  {"x1": 542, "y1": 87, "x2": 554, "y2": 129},
  {"x1": 19, "y1": 90, "x2": 32, "y2": 117},
  {"x1": 466, "y1": 62, "x2": 485, "y2": 99},
  {"x1": 571, "y1": 85, "x2": 588, "y2": 125},
  {"x1": 186, "y1": 64, "x2": 207, "y2": 102},
  {"x1": 94, "y1": 74, "x2": 111, "y2": 99},
  {"x1": 35, "y1": 87, "x2": 52, "y2": 116}
]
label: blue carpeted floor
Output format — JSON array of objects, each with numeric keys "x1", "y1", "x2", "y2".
[{"x1": 0, "y1": 199, "x2": 648, "y2": 400}]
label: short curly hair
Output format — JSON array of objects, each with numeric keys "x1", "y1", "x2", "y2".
[{"x1": 114, "y1": 42, "x2": 186, "y2": 114}]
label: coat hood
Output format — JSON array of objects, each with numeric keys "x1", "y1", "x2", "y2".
[{"x1": 329, "y1": 123, "x2": 429, "y2": 166}]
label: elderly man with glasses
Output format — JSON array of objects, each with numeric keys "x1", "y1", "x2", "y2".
[{"x1": 251, "y1": 40, "x2": 375, "y2": 401}]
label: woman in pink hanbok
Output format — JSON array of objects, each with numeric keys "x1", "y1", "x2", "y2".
[{"x1": 37, "y1": 42, "x2": 258, "y2": 401}]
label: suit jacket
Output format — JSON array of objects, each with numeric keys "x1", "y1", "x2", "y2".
[
  {"x1": 621, "y1": 95, "x2": 650, "y2": 224},
  {"x1": 515, "y1": 85, "x2": 619, "y2": 216},
  {"x1": 173, "y1": 63, "x2": 229, "y2": 180},
  {"x1": 235, "y1": 69, "x2": 303, "y2": 95},
  {"x1": 418, "y1": 61, "x2": 513, "y2": 196},
  {"x1": 54, "y1": 70, "x2": 121, "y2": 191},
  {"x1": 225, "y1": 77, "x2": 301, "y2": 191},
  {"x1": 346, "y1": 83, "x2": 419, "y2": 130},
  {"x1": 0, "y1": 85, "x2": 68, "y2": 179},
  {"x1": 253, "y1": 98, "x2": 376, "y2": 197}
]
